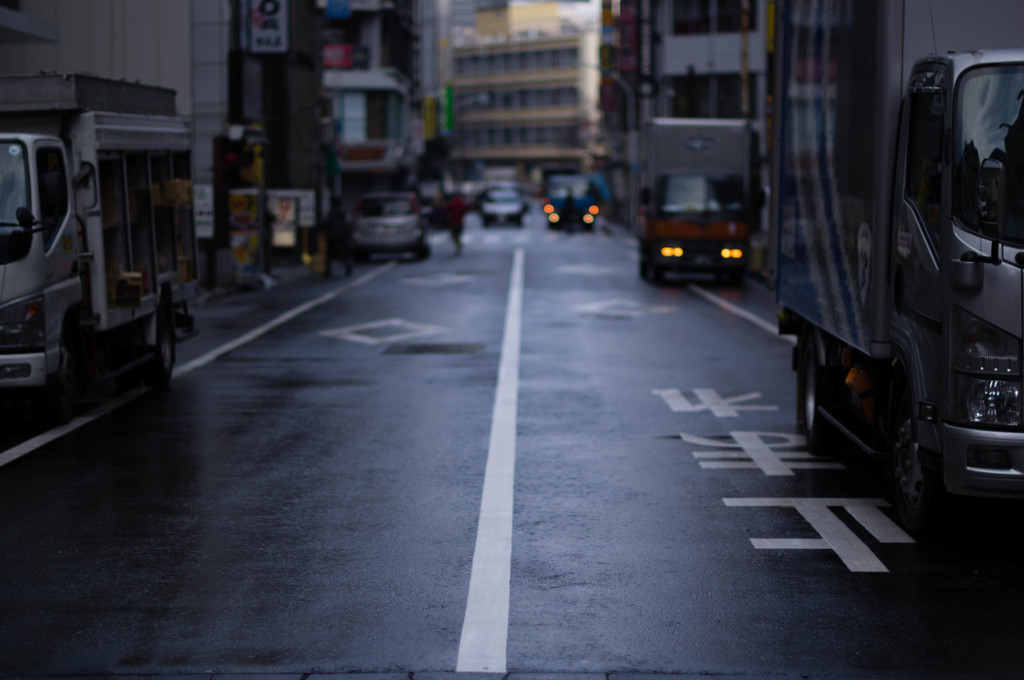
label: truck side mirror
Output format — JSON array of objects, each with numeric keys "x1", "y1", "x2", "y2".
[
  {"x1": 16, "y1": 207, "x2": 35, "y2": 230},
  {"x1": 977, "y1": 158, "x2": 1006, "y2": 240}
]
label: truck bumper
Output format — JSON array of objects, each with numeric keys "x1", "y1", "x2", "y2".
[
  {"x1": 0, "y1": 352, "x2": 48, "y2": 388},
  {"x1": 943, "y1": 423, "x2": 1024, "y2": 497}
]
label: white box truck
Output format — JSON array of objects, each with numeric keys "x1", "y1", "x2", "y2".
[
  {"x1": 0, "y1": 73, "x2": 198, "y2": 424},
  {"x1": 638, "y1": 118, "x2": 757, "y2": 284},
  {"x1": 769, "y1": 0, "x2": 1024, "y2": 531}
]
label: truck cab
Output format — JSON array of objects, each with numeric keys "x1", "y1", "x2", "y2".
[
  {"x1": 891, "y1": 51, "x2": 1024, "y2": 522},
  {"x1": 0, "y1": 135, "x2": 80, "y2": 407}
]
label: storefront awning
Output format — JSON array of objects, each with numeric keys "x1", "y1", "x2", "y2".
[{"x1": 322, "y1": 68, "x2": 409, "y2": 93}]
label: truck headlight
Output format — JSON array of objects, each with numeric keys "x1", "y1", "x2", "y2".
[
  {"x1": 952, "y1": 306, "x2": 1022, "y2": 427},
  {"x1": 0, "y1": 296, "x2": 45, "y2": 350}
]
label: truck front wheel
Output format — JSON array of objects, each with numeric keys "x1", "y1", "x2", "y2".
[
  {"x1": 39, "y1": 330, "x2": 78, "y2": 426},
  {"x1": 145, "y1": 303, "x2": 175, "y2": 388},
  {"x1": 889, "y1": 388, "x2": 940, "y2": 533}
]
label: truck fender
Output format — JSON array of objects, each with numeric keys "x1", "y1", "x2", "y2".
[{"x1": 888, "y1": 317, "x2": 943, "y2": 456}]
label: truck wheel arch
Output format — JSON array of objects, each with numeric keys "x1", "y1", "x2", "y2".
[{"x1": 886, "y1": 358, "x2": 942, "y2": 534}]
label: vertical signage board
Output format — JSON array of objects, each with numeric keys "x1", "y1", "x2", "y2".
[{"x1": 248, "y1": 0, "x2": 290, "y2": 54}]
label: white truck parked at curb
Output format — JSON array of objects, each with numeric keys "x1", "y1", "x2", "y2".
[{"x1": 0, "y1": 73, "x2": 198, "y2": 424}]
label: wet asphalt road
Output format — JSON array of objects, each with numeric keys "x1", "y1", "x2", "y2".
[{"x1": 1, "y1": 207, "x2": 1024, "y2": 679}]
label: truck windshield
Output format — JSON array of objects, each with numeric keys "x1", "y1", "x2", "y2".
[
  {"x1": 955, "y1": 64, "x2": 1024, "y2": 244},
  {"x1": 548, "y1": 176, "x2": 592, "y2": 199},
  {"x1": 0, "y1": 141, "x2": 28, "y2": 232},
  {"x1": 659, "y1": 174, "x2": 744, "y2": 217}
]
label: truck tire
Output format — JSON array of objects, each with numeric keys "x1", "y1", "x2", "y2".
[
  {"x1": 889, "y1": 387, "x2": 940, "y2": 533},
  {"x1": 146, "y1": 302, "x2": 175, "y2": 388},
  {"x1": 39, "y1": 329, "x2": 78, "y2": 426},
  {"x1": 798, "y1": 337, "x2": 831, "y2": 453}
]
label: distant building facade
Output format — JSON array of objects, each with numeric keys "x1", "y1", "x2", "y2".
[
  {"x1": 320, "y1": 0, "x2": 419, "y2": 209},
  {"x1": 450, "y1": 1, "x2": 600, "y2": 185}
]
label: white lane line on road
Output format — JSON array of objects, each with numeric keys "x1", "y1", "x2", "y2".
[
  {"x1": 177, "y1": 262, "x2": 396, "y2": 377},
  {"x1": 687, "y1": 284, "x2": 796, "y2": 345},
  {"x1": 0, "y1": 262, "x2": 396, "y2": 470},
  {"x1": 457, "y1": 248, "x2": 524, "y2": 674},
  {"x1": 0, "y1": 387, "x2": 149, "y2": 469}
]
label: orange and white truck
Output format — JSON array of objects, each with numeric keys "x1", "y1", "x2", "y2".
[{"x1": 637, "y1": 118, "x2": 758, "y2": 284}]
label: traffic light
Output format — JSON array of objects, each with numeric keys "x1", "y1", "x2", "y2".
[{"x1": 219, "y1": 137, "x2": 258, "y2": 187}]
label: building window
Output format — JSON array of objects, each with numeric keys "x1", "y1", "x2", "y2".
[
  {"x1": 337, "y1": 90, "x2": 402, "y2": 142},
  {"x1": 717, "y1": 0, "x2": 757, "y2": 31},
  {"x1": 339, "y1": 92, "x2": 367, "y2": 142},
  {"x1": 670, "y1": 74, "x2": 710, "y2": 117},
  {"x1": 715, "y1": 74, "x2": 743, "y2": 118},
  {"x1": 556, "y1": 47, "x2": 578, "y2": 67},
  {"x1": 674, "y1": 0, "x2": 710, "y2": 34},
  {"x1": 670, "y1": 73, "x2": 755, "y2": 118}
]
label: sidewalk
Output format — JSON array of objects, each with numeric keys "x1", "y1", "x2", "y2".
[{"x1": 194, "y1": 262, "x2": 318, "y2": 306}]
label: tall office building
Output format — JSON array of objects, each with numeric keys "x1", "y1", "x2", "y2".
[{"x1": 449, "y1": 0, "x2": 600, "y2": 185}]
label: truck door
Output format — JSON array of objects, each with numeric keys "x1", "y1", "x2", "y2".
[
  {"x1": 34, "y1": 143, "x2": 80, "y2": 369},
  {"x1": 34, "y1": 145, "x2": 76, "y2": 271},
  {"x1": 892, "y1": 66, "x2": 946, "y2": 451}
]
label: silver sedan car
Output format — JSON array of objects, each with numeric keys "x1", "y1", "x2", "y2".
[{"x1": 350, "y1": 192, "x2": 430, "y2": 260}]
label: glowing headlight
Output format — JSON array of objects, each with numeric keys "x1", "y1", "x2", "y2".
[{"x1": 0, "y1": 296, "x2": 45, "y2": 350}]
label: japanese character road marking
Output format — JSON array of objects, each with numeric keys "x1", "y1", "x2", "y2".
[
  {"x1": 680, "y1": 431, "x2": 843, "y2": 476},
  {"x1": 654, "y1": 388, "x2": 778, "y2": 417},
  {"x1": 723, "y1": 497, "x2": 915, "y2": 572}
]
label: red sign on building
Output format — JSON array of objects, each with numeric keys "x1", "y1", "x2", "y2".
[{"x1": 322, "y1": 43, "x2": 368, "y2": 69}]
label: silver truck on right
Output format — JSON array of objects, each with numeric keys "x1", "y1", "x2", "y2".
[{"x1": 769, "y1": 0, "x2": 1024, "y2": 531}]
